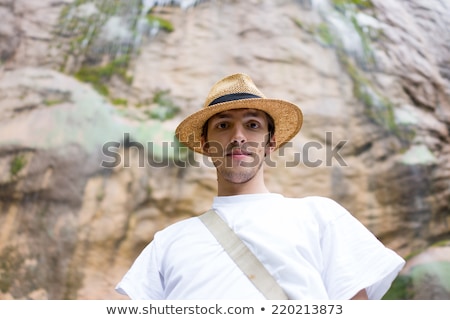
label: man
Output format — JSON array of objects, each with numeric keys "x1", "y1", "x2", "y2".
[{"x1": 116, "y1": 73, "x2": 405, "y2": 299}]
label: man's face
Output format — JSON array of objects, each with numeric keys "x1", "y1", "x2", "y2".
[{"x1": 202, "y1": 109, "x2": 275, "y2": 185}]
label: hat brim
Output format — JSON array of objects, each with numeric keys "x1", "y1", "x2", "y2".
[{"x1": 175, "y1": 98, "x2": 303, "y2": 155}]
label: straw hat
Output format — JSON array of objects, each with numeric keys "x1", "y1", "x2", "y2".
[{"x1": 175, "y1": 73, "x2": 303, "y2": 154}]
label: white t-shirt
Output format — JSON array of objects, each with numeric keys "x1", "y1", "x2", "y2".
[{"x1": 116, "y1": 194, "x2": 405, "y2": 299}]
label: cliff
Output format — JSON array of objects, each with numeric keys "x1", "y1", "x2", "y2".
[{"x1": 0, "y1": 0, "x2": 449, "y2": 299}]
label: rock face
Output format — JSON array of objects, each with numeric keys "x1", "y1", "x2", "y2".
[
  {"x1": 0, "y1": 0, "x2": 449, "y2": 299},
  {"x1": 384, "y1": 241, "x2": 450, "y2": 300}
]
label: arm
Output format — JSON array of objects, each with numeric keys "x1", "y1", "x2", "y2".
[{"x1": 350, "y1": 289, "x2": 368, "y2": 300}]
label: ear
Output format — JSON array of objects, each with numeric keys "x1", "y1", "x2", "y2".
[
  {"x1": 201, "y1": 136, "x2": 209, "y2": 155},
  {"x1": 265, "y1": 134, "x2": 276, "y2": 156}
]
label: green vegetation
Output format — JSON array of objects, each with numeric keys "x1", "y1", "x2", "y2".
[
  {"x1": 339, "y1": 54, "x2": 396, "y2": 130},
  {"x1": 385, "y1": 261, "x2": 450, "y2": 299},
  {"x1": 292, "y1": 17, "x2": 304, "y2": 30},
  {"x1": 58, "y1": 1, "x2": 137, "y2": 100},
  {"x1": 431, "y1": 240, "x2": 450, "y2": 247},
  {"x1": 74, "y1": 56, "x2": 133, "y2": 97},
  {"x1": 96, "y1": 189, "x2": 105, "y2": 202},
  {"x1": 43, "y1": 92, "x2": 70, "y2": 106},
  {"x1": 332, "y1": 0, "x2": 373, "y2": 9},
  {"x1": 382, "y1": 275, "x2": 413, "y2": 300},
  {"x1": 337, "y1": 53, "x2": 415, "y2": 145},
  {"x1": 0, "y1": 246, "x2": 23, "y2": 293},
  {"x1": 293, "y1": 0, "x2": 415, "y2": 145},
  {"x1": 350, "y1": 16, "x2": 375, "y2": 65},
  {"x1": 411, "y1": 261, "x2": 450, "y2": 292},
  {"x1": 75, "y1": 67, "x2": 109, "y2": 96},
  {"x1": 10, "y1": 154, "x2": 27, "y2": 177},
  {"x1": 291, "y1": 18, "x2": 335, "y2": 46},
  {"x1": 58, "y1": 0, "x2": 178, "y2": 112},
  {"x1": 147, "y1": 89, "x2": 180, "y2": 120},
  {"x1": 147, "y1": 14, "x2": 175, "y2": 32},
  {"x1": 291, "y1": 17, "x2": 316, "y2": 35},
  {"x1": 111, "y1": 98, "x2": 129, "y2": 106},
  {"x1": 384, "y1": 239, "x2": 450, "y2": 300},
  {"x1": 44, "y1": 98, "x2": 66, "y2": 106},
  {"x1": 74, "y1": 0, "x2": 89, "y2": 5},
  {"x1": 316, "y1": 23, "x2": 334, "y2": 46}
]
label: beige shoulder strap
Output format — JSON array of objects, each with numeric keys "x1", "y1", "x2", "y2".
[{"x1": 199, "y1": 209, "x2": 288, "y2": 300}]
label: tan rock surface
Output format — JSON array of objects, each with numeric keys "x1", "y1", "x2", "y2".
[{"x1": 0, "y1": 0, "x2": 449, "y2": 299}]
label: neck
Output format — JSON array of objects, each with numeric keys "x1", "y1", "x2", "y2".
[{"x1": 216, "y1": 168, "x2": 270, "y2": 196}]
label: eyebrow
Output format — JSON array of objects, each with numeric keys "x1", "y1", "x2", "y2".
[{"x1": 212, "y1": 110, "x2": 265, "y2": 120}]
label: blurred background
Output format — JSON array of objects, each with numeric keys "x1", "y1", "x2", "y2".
[{"x1": 0, "y1": 0, "x2": 449, "y2": 300}]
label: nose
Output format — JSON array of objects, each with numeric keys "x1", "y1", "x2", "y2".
[{"x1": 231, "y1": 125, "x2": 246, "y2": 145}]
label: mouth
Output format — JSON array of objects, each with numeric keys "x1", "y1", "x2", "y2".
[{"x1": 226, "y1": 149, "x2": 253, "y2": 158}]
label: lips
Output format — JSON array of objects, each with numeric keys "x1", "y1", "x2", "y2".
[{"x1": 226, "y1": 149, "x2": 252, "y2": 157}]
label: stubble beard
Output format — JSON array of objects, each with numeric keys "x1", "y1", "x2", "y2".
[{"x1": 215, "y1": 158, "x2": 264, "y2": 185}]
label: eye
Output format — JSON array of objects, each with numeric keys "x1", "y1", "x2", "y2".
[
  {"x1": 247, "y1": 121, "x2": 260, "y2": 129},
  {"x1": 216, "y1": 122, "x2": 229, "y2": 129}
]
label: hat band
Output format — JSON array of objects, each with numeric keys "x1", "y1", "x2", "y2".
[{"x1": 208, "y1": 93, "x2": 262, "y2": 106}]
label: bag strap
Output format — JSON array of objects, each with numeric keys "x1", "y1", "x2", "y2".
[{"x1": 199, "y1": 209, "x2": 288, "y2": 300}]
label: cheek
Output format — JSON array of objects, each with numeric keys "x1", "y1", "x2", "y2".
[
  {"x1": 246, "y1": 133, "x2": 270, "y2": 148},
  {"x1": 203, "y1": 140, "x2": 226, "y2": 156}
]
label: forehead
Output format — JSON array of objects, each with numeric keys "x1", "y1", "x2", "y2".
[{"x1": 208, "y1": 108, "x2": 268, "y2": 121}]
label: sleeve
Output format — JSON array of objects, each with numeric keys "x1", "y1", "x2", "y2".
[
  {"x1": 319, "y1": 199, "x2": 405, "y2": 300},
  {"x1": 115, "y1": 240, "x2": 164, "y2": 300}
]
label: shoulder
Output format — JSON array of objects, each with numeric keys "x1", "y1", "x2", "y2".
[
  {"x1": 152, "y1": 215, "x2": 207, "y2": 248},
  {"x1": 282, "y1": 195, "x2": 346, "y2": 211},
  {"x1": 155, "y1": 216, "x2": 203, "y2": 238},
  {"x1": 281, "y1": 196, "x2": 351, "y2": 224}
]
